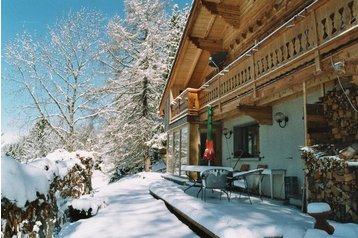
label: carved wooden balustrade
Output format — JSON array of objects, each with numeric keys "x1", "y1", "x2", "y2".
[
  {"x1": 170, "y1": 0, "x2": 357, "y2": 122},
  {"x1": 171, "y1": 88, "x2": 200, "y2": 120}
]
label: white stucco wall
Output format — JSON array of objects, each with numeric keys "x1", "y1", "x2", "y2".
[{"x1": 221, "y1": 92, "x2": 323, "y2": 199}]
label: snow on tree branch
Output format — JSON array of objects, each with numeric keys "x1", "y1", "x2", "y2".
[{"x1": 4, "y1": 9, "x2": 108, "y2": 152}]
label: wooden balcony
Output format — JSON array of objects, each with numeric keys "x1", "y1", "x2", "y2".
[
  {"x1": 171, "y1": 88, "x2": 200, "y2": 121},
  {"x1": 170, "y1": 0, "x2": 358, "y2": 123}
]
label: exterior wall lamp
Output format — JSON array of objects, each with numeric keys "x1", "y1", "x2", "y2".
[
  {"x1": 223, "y1": 128, "x2": 233, "y2": 139},
  {"x1": 274, "y1": 112, "x2": 289, "y2": 128}
]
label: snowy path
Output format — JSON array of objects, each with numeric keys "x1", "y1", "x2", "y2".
[
  {"x1": 57, "y1": 172, "x2": 197, "y2": 238},
  {"x1": 57, "y1": 171, "x2": 358, "y2": 238}
]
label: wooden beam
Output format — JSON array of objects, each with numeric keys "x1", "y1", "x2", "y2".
[
  {"x1": 303, "y1": 81, "x2": 308, "y2": 146},
  {"x1": 189, "y1": 123, "x2": 200, "y2": 166},
  {"x1": 237, "y1": 105, "x2": 273, "y2": 125},
  {"x1": 189, "y1": 37, "x2": 224, "y2": 53},
  {"x1": 202, "y1": 0, "x2": 240, "y2": 28},
  {"x1": 184, "y1": 46, "x2": 203, "y2": 88}
]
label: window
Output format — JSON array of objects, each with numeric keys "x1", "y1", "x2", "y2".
[
  {"x1": 180, "y1": 127, "x2": 188, "y2": 166},
  {"x1": 167, "y1": 126, "x2": 189, "y2": 175},
  {"x1": 167, "y1": 133, "x2": 174, "y2": 173},
  {"x1": 173, "y1": 131, "x2": 180, "y2": 175},
  {"x1": 233, "y1": 124, "x2": 259, "y2": 158}
]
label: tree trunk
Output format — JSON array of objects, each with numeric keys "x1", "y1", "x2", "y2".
[{"x1": 143, "y1": 145, "x2": 151, "y2": 172}]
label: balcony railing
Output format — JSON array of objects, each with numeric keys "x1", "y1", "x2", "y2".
[
  {"x1": 171, "y1": 88, "x2": 200, "y2": 120},
  {"x1": 171, "y1": 0, "x2": 357, "y2": 122}
]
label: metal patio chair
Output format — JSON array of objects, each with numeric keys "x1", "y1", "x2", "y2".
[{"x1": 200, "y1": 168, "x2": 231, "y2": 202}]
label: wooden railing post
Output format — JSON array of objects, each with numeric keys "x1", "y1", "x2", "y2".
[
  {"x1": 313, "y1": 8, "x2": 322, "y2": 73},
  {"x1": 251, "y1": 47, "x2": 257, "y2": 99}
]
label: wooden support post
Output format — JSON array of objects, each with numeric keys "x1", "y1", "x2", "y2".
[
  {"x1": 303, "y1": 81, "x2": 308, "y2": 146},
  {"x1": 251, "y1": 51, "x2": 257, "y2": 99},
  {"x1": 320, "y1": 82, "x2": 325, "y2": 97},
  {"x1": 313, "y1": 9, "x2": 322, "y2": 73},
  {"x1": 302, "y1": 81, "x2": 308, "y2": 211},
  {"x1": 179, "y1": 128, "x2": 183, "y2": 173},
  {"x1": 218, "y1": 77, "x2": 222, "y2": 111},
  {"x1": 189, "y1": 123, "x2": 200, "y2": 166}
]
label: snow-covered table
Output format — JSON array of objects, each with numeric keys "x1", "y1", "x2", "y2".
[
  {"x1": 181, "y1": 165, "x2": 233, "y2": 173},
  {"x1": 231, "y1": 168, "x2": 264, "y2": 178}
]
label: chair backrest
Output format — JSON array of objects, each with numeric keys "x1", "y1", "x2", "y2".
[
  {"x1": 240, "y1": 164, "x2": 250, "y2": 171},
  {"x1": 257, "y1": 164, "x2": 268, "y2": 169},
  {"x1": 201, "y1": 169, "x2": 230, "y2": 189}
]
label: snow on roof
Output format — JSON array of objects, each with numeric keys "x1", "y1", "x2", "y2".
[{"x1": 1, "y1": 156, "x2": 50, "y2": 208}]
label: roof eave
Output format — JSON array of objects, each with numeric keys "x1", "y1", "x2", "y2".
[{"x1": 159, "y1": 0, "x2": 199, "y2": 114}]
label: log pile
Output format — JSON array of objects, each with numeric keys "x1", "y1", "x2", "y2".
[
  {"x1": 53, "y1": 153, "x2": 94, "y2": 198},
  {"x1": 1, "y1": 151, "x2": 95, "y2": 238},
  {"x1": 1, "y1": 195, "x2": 56, "y2": 238},
  {"x1": 302, "y1": 145, "x2": 358, "y2": 223},
  {"x1": 320, "y1": 86, "x2": 358, "y2": 145}
]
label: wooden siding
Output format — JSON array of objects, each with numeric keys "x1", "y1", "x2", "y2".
[{"x1": 168, "y1": 0, "x2": 358, "y2": 124}]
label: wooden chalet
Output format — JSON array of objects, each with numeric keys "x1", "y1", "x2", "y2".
[{"x1": 159, "y1": 0, "x2": 358, "y2": 202}]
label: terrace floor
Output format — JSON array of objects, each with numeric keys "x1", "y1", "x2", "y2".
[{"x1": 150, "y1": 175, "x2": 358, "y2": 238}]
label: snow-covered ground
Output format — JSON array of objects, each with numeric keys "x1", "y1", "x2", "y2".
[
  {"x1": 57, "y1": 171, "x2": 197, "y2": 238},
  {"x1": 58, "y1": 171, "x2": 358, "y2": 238},
  {"x1": 2, "y1": 155, "x2": 357, "y2": 238},
  {"x1": 150, "y1": 177, "x2": 358, "y2": 238}
]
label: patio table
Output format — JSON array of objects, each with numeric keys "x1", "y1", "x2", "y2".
[
  {"x1": 231, "y1": 168, "x2": 264, "y2": 178},
  {"x1": 181, "y1": 165, "x2": 233, "y2": 193},
  {"x1": 181, "y1": 165, "x2": 233, "y2": 173},
  {"x1": 259, "y1": 169, "x2": 286, "y2": 199},
  {"x1": 227, "y1": 168, "x2": 264, "y2": 203}
]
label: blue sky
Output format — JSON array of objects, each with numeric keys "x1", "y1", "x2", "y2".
[{"x1": 1, "y1": 0, "x2": 191, "y2": 142}]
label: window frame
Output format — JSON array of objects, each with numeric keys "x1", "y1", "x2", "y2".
[
  {"x1": 167, "y1": 125, "x2": 189, "y2": 175},
  {"x1": 233, "y1": 123, "x2": 260, "y2": 159}
]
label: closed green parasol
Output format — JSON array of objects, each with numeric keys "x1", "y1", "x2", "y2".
[{"x1": 203, "y1": 105, "x2": 214, "y2": 165}]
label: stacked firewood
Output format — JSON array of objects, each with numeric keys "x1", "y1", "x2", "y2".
[
  {"x1": 54, "y1": 153, "x2": 94, "y2": 198},
  {"x1": 1, "y1": 195, "x2": 56, "y2": 238},
  {"x1": 302, "y1": 145, "x2": 358, "y2": 223},
  {"x1": 320, "y1": 86, "x2": 358, "y2": 145},
  {"x1": 1, "y1": 151, "x2": 95, "y2": 238}
]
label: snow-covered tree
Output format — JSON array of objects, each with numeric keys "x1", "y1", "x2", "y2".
[
  {"x1": 74, "y1": 121, "x2": 99, "y2": 151},
  {"x1": 98, "y1": 0, "x2": 189, "y2": 174},
  {"x1": 2, "y1": 119, "x2": 61, "y2": 162},
  {"x1": 165, "y1": 3, "x2": 190, "y2": 78},
  {"x1": 4, "y1": 9, "x2": 107, "y2": 152},
  {"x1": 2, "y1": 139, "x2": 26, "y2": 161},
  {"x1": 21, "y1": 118, "x2": 61, "y2": 161}
]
